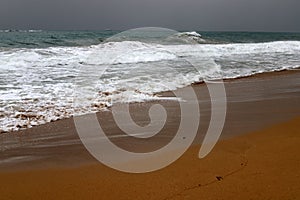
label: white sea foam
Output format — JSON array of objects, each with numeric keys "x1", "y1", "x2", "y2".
[
  {"x1": 0, "y1": 40, "x2": 300, "y2": 132},
  {"x1": 166, "y1": 31, "x2": 206, "y2": 44}
]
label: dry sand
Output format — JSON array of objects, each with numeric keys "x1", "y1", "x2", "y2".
[{"x1": 0, "y1": 117, "x2": 299, "y2": 200}]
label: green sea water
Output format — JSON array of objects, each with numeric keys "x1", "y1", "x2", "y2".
[{"x1": 1, "y1": 30, "x2": 300, "y2": 48}]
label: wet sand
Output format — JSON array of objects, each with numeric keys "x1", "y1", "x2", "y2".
[{"x1": 0, "y1": 70, "x2": 299, "y2": 199}]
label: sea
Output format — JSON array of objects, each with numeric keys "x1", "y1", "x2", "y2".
[{"x1": 0, "y1": 29, "x2": 300, "y2": 132}]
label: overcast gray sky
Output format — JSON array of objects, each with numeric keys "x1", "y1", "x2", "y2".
[{"x1": 0, "y1": 0, "x2": 299, "y2": 32}]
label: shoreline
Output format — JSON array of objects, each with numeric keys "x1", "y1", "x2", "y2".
[
  {"x1": 0, "y1": 68, "x2": 299, "y2": 135},
  {"x1": 0, "y1": 69, "x2": 299, "y2": 171}
]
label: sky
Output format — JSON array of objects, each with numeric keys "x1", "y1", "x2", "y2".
[{"x1": 0, "y1": 0, "x2": 299, "y2": 32}]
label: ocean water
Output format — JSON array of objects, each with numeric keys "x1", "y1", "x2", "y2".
[{"x1": 0, "y1": 30, "x2": 300, "y2": 132}]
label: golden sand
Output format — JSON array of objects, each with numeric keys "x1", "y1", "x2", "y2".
[{"x1": 0, "y1": 117, "x2": 299, "y2": 200}]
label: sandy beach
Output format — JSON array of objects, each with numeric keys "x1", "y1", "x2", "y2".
[{"x1": 0, "y1": 70, "x2": 299, "y2": 199}]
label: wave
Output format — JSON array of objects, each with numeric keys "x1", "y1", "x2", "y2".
[
  {"x1": 164, "y1": 31, "x2": 207, "y2": 44},
  {"x1": 0, "y1": 29, "x2": 43, "y2": 33},
  {"x1": 0, "y1": 40, "x2": 300, "y2": 132}
]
